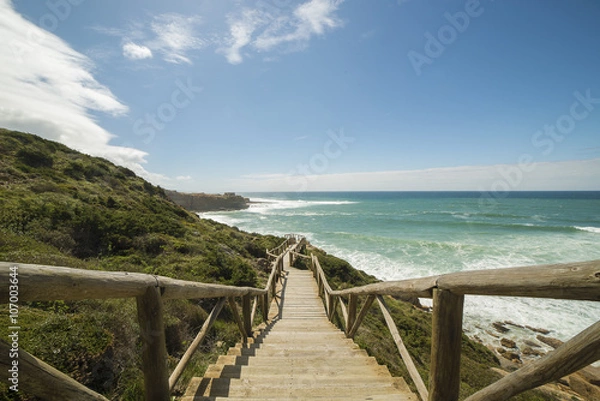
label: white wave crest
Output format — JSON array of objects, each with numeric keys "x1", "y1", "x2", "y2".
[
  {"x1": 247, "y1": 198, "x2": 357, "y2": 214},
  {"x1": 575, "y1": 226, "x2": 600, "y2": 234}
]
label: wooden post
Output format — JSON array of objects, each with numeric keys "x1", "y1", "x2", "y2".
[
  {"x1": 136, "y1": 286, "x2": 170, "y2": 401},
  {"x1": 347, "y1": 295, "x2": 375, "y2": 338},
  {"x1": 347, "y1": 295, "x2": 358, "y2": 336},
  {"x1": 429, "y1": 289, "x2": 464, "y2": 401},
  {"x1": 242, "y1": 294, "x2": 252, "y2": 337},
  {"x1": 250, "y1": 296, "x2": 258, "y2": 327},
  {"x1": 270, "y1": 273, "x2": 277, "y2": 298},
  {"x1": 327, "y1": 294, "x2": 337, "y2": 322},
  {"x1": 228, "y1": 297, "x2": 247, "y2": 343},
  {"x1": 262, "y1": 293, "x2": 269, "y2": 321}
]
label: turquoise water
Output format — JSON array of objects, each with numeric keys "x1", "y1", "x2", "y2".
[{"x1": 201, "y1": 192, "x2": 600, "y2": 346}]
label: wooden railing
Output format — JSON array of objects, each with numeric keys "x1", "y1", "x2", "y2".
[
  {"x1": 0, "y1": 237, "x2": 303, "y2": 401},
  {"x1": 265, "y1": 234, "x2": 300, "y2": 259},
  {"x1": 308, "y1": 251, "x2": 600, "y2": 401},
  {"x1": 1, "y1": 234, "x2": 597, "y2": 401}
]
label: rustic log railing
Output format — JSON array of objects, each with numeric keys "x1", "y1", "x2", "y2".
[
  {"x1": 1, "y1": 234, "x2": 598, "y2": 401},
  {"x1": 0, "y1": 237, "x2": 303, "y2": 401},
  {"x1": 308, "y1": 251, "x2": 600, "y2": 401},
  {"x1": 265, "y1": 234, "x2": 299, "y2": 259}
]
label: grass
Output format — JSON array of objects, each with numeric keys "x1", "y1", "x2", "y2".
[{"x1": 0, "y1": 129, "x2": 282, "y2": 400}]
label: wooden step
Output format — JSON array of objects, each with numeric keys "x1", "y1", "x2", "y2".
[
  {"x1": 215, "y1": 354, "x2": 382, "y2": 367},
  {"x1": 203, "y1": 363, "x2": 392, "y2": 378},
  {"x1": 227, "y1": 347, "x2": 369, "y2": 357},
  {"x1": 187, "y1": 378, "x2": 413, "y2": 398},
  {"x1": 182, "y1": 260, "x2": 417, "y2": 401},
  {"x1": 183, "y1": 397, "x2": 414, "y2": 401}
]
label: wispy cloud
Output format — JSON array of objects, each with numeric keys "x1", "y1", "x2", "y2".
[
  {"x1": 122, "y1": 42, "x2": 153, "y2": 60},
  {"x1": 95, "y1": 13, "x2": 205, "y2": 64},
  {"x1": 219, "y1": 9, "x2": 266, "y2": 65},
  {"x1": 230, "y1": 159, "x2": 600, "y2": 192},
  {"x1": 93, "y1": 1, "x2": 344, "y2": 65},
  {"x1": 148, "y1": 13, "x2": 205, "y2": 64},
  {"x1": 0, "y1": 0, "x2": 169, "y2": 182},
  {"x1": 219, "y1": 0, "x2": 344, "y2": 64}
]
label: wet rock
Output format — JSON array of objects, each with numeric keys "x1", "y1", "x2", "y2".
[
  {"x1": 504, "y1": 320, "x2": 525, "y2": 329},
  {"x1": 522, "y1": 346, "x2": 543, "y2": 357},
  {"x1": 526, "y1": 325, "x2": 551, "y2": 335},
  {"x1": 523, "y1": 339, "x2": 541, "y2": 348},
  {"x1": 537, "y1": 335, "x2": 563, "y2": 349},
  {"x1": 492, "y1": 322, "x2": 510, "y2": 334},
  {"x1": 500, "y1": 351, "x2": 521, "y2": 364},
  {"x1": 485, "y1": 330, "x2": 500, "y2": 339},
  {"x1": 568, "y1": 374, "x2": 600, "y2": 400},
  {"x1": 500, "y1": 338, "x2": 517, "y2": 349},
  {"x1": 578, "y1": 366, "x2": 600, "y2": 386}
]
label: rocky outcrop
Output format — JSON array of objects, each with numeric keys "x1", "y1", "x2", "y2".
[{"x1": 166, "y1": 190, "x2": 250, "y2": 212}]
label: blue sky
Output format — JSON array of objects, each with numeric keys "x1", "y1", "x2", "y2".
[{"x1": 1, "y1": 0, "x2": 599, "y2": 192}]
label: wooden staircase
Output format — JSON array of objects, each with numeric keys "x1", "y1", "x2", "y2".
[{"x1": 181, "y1": 251, "x2": 417, "y2": 401}]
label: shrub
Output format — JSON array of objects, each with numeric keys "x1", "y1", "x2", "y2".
[{"x1": 16, "y1": 148, "x2": 54, "y2": 168}]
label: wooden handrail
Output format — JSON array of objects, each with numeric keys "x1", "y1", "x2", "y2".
[
  {"x1": 0, "y1": 263, "x2": 266, "y2": 303},
  {"x1": 0, "y1": 340, "x2": 109, "y2": 401},
  {"x1": 0, "y1": 236, "x2": 298, "y2": 401},
  {"x1": 306, "y1": 250, "x2": 600, "y2": 401},
  {"x1": 2, "y1": 235, "x2": 598, "y2": 401},
  {"x1": 332, "y1": 259, "x2": 600, "y2": 301}
]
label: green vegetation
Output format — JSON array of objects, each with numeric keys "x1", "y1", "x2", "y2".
[
  {"x1": 0, "y1": 129, "x2": 282, "y2": 400},
  {"x1": 310, "y1": 247, "x2": 561, "y2": 401},
  {"x1": 0, "y1": 129, "x2": 560, "y2": 400}
]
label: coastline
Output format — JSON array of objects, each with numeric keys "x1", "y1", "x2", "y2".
[{"x1": 165, "y1": 190, "x2": 250, "y2": 212}]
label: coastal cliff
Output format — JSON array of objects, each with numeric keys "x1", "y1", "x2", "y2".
[{"x1": 165, "y1": 190, "x2": 249, "y2": 212}]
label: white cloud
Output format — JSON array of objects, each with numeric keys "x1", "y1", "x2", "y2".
[
  {"x1": 149, "y1": 13, "x2": 205, "y2": 64},
  {"x1": 219, "y1": 9, "x2": 266, "y2": 65},
  {"x1": 220, "y1": 0, "x2": 344, "y2": 64},
  {"x1": 254, "y1": 0, "x2": 343, "y2": 50},
  {"x1": 229, "y1": 159, "x2": 600, "y2": 192},
  {"x1": 0, "y1": 0, "x2": 166, "y2": 183},
  {"x1": 122, "y1": 42, "x2": 153, "y2": 60},
  {"x1": 96, "y1": 13, "x2": 205, "y2": 64}
]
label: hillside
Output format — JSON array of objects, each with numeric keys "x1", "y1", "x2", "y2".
[
  {"x1": 0, "y1": 129, "x2": 282, "y2": 400},
  {"x1": 0, "y1": 129, "x2": 564, "y2": 401}
]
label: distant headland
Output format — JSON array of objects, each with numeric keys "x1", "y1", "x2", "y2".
[{"x1": 165, "y1": 190, "x2": 250, "y2": 212}]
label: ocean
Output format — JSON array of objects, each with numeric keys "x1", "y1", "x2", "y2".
[{"x1": 200, "y1": 191, "x2": 600, "y2": 348}]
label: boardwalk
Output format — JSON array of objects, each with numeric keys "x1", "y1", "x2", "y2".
[{"x1": 181, "y1": 248, "x2": 417, "y2": 400}]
